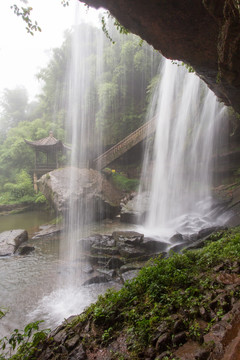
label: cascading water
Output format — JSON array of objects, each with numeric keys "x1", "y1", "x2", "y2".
[
  {"x1": 29, "y1": 8, "x2": 110, "y2": 327},
  {"x1": 138, "y1": 58, "x2": 227, "y2": 237},
  {"x1": 61, "y1": 20, "x2": 104, "y2": 272}
]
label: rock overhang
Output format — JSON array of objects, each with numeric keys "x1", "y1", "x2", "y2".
[{"x1": 79, "y1": 0, "x2": 240, "y2": 113}]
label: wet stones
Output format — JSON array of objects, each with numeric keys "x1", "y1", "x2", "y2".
[
  {"x1": 17, "y1": 245, "x2": 35, "y2": 255},
  {"x1": 82, "y1": 275, "x2": 111, "y2": 286},
  {"x1": 170, "y1": 225, "x2": 228, "y2": 253},
  {"x1": 112, "y1": 230, "x2": 144, "y2": 245},
  {"x1": 0, "y1": 229, "x2": 28, "y2": 256},
  {"x1": 107, "y1": 257, "x2": 124, "y2": 269},
  {"x1": 80, "y1": 230, "x2": 165, "y2": 285}
]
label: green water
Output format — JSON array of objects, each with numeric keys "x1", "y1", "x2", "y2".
[{"x1": 0, "y1": 209, "x2": 55, "y2": 235}]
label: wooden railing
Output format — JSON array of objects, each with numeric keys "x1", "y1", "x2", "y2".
[{"x1": 93, "y1": 118, "x2": 156, "y2": 170}]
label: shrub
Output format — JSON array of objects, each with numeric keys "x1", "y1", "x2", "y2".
[
  {"x1": 111, "y1": 172, "x2": 139, "y2": 192},
  {"x1": 3, "y1": 170, "x2": 34, "y2": 200}
]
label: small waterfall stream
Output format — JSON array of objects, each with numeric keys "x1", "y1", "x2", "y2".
[{"x1": 138, "y1": 59, "x2": 227, "y2": 237}]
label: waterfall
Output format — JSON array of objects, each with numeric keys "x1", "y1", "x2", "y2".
[
  {"x1": 30, "y1": 7, "x2": 108, "y2": 326},
  {"x1": 61, "y1": 19, "x2": 104, "y2": 270},
  {"x1": 138, "y1": 58, "x2": 226, "y2": 236}
]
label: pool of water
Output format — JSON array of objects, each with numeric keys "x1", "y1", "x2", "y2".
[
  {"x1": 0, "y1": 209, "x2": 55, "y2": 235},
  {"x1": 0, "y1": 213, "x2": 133, "y2": 337}
]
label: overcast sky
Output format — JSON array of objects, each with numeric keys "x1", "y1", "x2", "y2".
[{"x1": 0, "y1": 0, "x2": 101, "y2": 101}]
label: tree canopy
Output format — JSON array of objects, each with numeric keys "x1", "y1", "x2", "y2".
[{"x1": 0, "y1": 20, "x2": 160, "y2": 204}]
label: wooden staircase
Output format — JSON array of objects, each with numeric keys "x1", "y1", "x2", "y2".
[{"x1": 93, "y1": 118, "x2": 156, "y2": 170}]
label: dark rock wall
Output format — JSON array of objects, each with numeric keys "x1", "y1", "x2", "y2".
[{"x1": 79, "y1": 0, "x2": 240, "y2": 113}]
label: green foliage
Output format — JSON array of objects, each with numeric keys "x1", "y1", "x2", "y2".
[
  {"x1": 101, "y1": 11, "x2": 129, "y2": 44},
  {"x1": 171, "y1": 61, "x2": 195, "y2": 73},
  {"x1": 4, "y1": 170, "x2": 34, "y2": 201},
  {"x1": 85, "y1": 227, "x2": 240, "y2": 356},
  {"x1": 0, "y1": 308, "x2": 7, "y2": 321},
  {"x1": 0, "y1": 21, "x2": 159, "y2": 205},
  {"x1": 11, "y1": 4, "x2": 41, "y2": 36},
  {"x1": 34, "y1": 193, "x2": 47, "y2": 204},
  {"x1": 95, "y1": 25, "x2": 160, "y2": 145},
  {"x1": 0, "y1": 320, "x2": 50, "y2": 359},
  {"x1": 111, "y1": 171, "x2": 139, "y2": 192}
]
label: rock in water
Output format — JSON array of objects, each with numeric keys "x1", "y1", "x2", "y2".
[
  {"x1": 38, "y1": 167, "x2": 122, "y2": 219},
  {"x1": 120, "y1": 191, "x2": 149, "y2": 224},
  {"x1": 0, "y1": 229, "x2": 28, "y2": 256},
  {"x1": 18, "y1": 246, "x2": 35, "y2": 255}
]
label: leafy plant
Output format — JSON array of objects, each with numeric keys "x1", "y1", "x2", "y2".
[
  {"x1": 0, "y1": 320, "x2": 50, "y2": 359},
  {"x1": 11, "y1": 4, "x2": 41, "y2": 36},
  {"x1": 34, "y1": 193, "x2": 47, "y2": 204},
  {"x1": 4, "y1": 170, "x2": 34, "y2": 201},
  {"x1": 111, "y1": 172, "x2": 139, "y2": 192}
]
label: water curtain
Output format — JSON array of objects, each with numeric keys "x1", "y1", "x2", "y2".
[{"x1": 139, "y1": 59, "x2": 226, "y2": 235}]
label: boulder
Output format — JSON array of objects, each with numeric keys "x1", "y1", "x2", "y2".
[
  {"x1": 38, "y1": 167, "x2": 122, "y2": 219},
  {"x1": 120, "y1": 192, "x2": 149, "y2": 224},
  {"x1": 0, "y1": 229, "x2": 28, "y2": 256},
  {"x1": 112, "y1": 231, "x2": 144, "y2": 245},
  {"x1": 82, "y1": 275, "x2": 111, "y2": 286},
  {"x1": 118, "y1": 245, "x2": 145, "y2": 259},
  {"x1": 121, "y1": 269, "x2": 139, "y2": 283},
  {"x1": 182, "y1": 226, "x2": 228, "y2": 251},
  {"x1": 107, "y1": 257, "x2": 125, "y2": 269},
  {"x1": 32, "y1": 224, "x2": 62, "y2": 240},
  {"x1": 140, "y1": 237, "x2": 168, "y2": 252},
  {"x1": 169, "y1": 233, "x2": 184, "y2": 243}
]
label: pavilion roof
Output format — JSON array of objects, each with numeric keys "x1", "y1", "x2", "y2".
[{"x1": 24, "y1": 132, "x2": 71, "y2": 151}]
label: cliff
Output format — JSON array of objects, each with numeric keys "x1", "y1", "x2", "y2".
[{"x1": 79, "y1": 0, "x2": 240, "y2": 114}]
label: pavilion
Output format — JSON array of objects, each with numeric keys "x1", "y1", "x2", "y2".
[{"x1": 24, "y1": 131, "x2": 70, "y2": 191}]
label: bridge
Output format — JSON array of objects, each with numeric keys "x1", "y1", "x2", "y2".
[{"x1": 92, "y1": 118, "x2": 156, "y2": 170}]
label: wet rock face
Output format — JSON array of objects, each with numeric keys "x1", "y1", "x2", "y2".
[
  {"x1": 120, "y1": 191, "x2": 148, "y2": 224},
  {"x1": 80, "y1": 0, "x2": 240, "y2": 113},
  {"x1": 0, "y1": 229, "x2": 28, "y2": 256},
  {"x1": 78, "y1": 230, "x2": 168, "y2": 285},
  {"x1": 38, "y1": 167, "x2": 122, "y2": 219}
]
